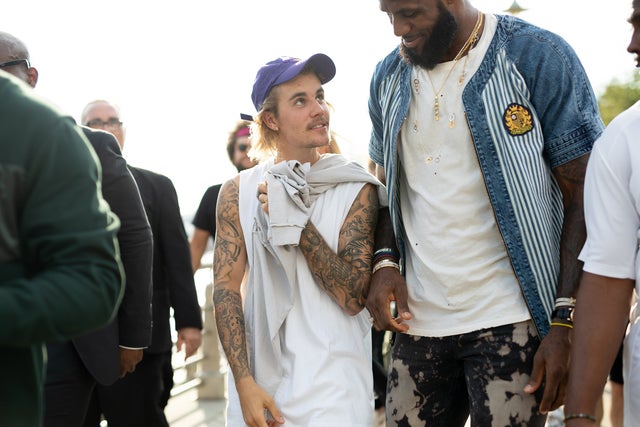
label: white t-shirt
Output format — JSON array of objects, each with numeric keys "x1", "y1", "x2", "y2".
[
  {"x1": 579, "y1": 102, "x2": 640, "y2": 282},
  {"x1": 398, "y1": 13, "x2": 530, "y2": 337},
  {"x1": 578, "y1": 101, "x2": 640, "y2": 426}
]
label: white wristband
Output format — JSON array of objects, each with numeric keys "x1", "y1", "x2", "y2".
[{"x1": 372, "y1": 259, "x2": 400, "y2": 274}]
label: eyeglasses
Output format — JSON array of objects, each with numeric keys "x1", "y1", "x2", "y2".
[
  {"x1": 85, "y1": 118, "x2": 123, "y2": 129},
  {"x1": 237, "y1": 143, "x2": 249, "y2": 152},
  {"x1": 0, "y1": 59, "x2": 30, "y2": 69}
]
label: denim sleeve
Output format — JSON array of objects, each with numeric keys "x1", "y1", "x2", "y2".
[{"x1": 511, "y1": 30, "x2": 604, "y2": 168}]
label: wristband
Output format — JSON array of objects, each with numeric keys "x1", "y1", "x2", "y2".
[
  {"x1": 551, "y1": 306, "x2": 574, "y2": 323},
  {"x1": 554, "y1": 296, "x2": 576, "y2": 309},
  {"x1": 564, "y1": 413, "x2": 596, "y2": 422},
  {"x1": 550, "y1": 321, "x2": 573, "y2": 329},
  {"x1": 372, "y1": 259, "x2": 400, "y2": 274},
  {"x1": 373, "y1": 247, "x2": 400, "y2": 265}
]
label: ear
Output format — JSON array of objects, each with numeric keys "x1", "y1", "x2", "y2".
[
  {"x1": 263, "y1": 112, "x2": 279, "y2": 132},
  {"x1": 27, "y1": 66, "x2": 39, "y2": 88}
]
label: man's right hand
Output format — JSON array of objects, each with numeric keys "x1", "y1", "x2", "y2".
[
  {"x1": 366, "y1": 266, "x2": 412, "y2": 332},
  {"x1": 119, "y1": 348, "x2": 143, "y2": 378},
  {"x1": 237, "y1": 376, "x2": 284, "y2": 427}
]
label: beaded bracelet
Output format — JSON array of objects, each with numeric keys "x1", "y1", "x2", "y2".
[{"x1": 564, "y1": 412, "x2": 596, "y2": 422}]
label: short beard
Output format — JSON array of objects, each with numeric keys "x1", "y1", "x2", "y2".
[{"x1": 399, "y1": 1, "x2": 458, "y2": 70}]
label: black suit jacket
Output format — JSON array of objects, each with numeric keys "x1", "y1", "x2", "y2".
[
  {"x1": 71, "y1": 128, "x2": 154, "y2": 385},
  {"x1": 128, "y1": 167, "x2": 202, "y2": 354}
]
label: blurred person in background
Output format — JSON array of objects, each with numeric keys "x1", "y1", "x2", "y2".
[
  {"x1": 190, "y1": 119, "x2": 256, "y2": 272},
  {"x1": 82, "y1": 99, "x2": 203, "y2": 427}
]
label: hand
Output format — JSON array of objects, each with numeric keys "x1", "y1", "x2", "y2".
[
  {"x1": 119, "y1": 348, "x2": 143, "y2": 378},
  {"x1": 365, "y1": 266, "x2": 411, "y2": 333},
  {"x1": 236, "y1": 376, "x2": 284, "y2": 427},
  {"x1": 257, "y1": 181, "x2": 269, "y2": 214},
  {"x1": 523, "y1": 325, "x2": 571, "y2": 413},
  {"x1": 176, "y1": 327, "x2": 202, "y2": 360}
]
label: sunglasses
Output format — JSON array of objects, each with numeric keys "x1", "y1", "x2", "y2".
[
  {"x1": 237, "y1": 143, "x2": 249, "y2": 152},
  {"x1": 85, "y1": 118, "x2": 123, "y2": 129},
  {"x1": 0, "y1": 59, "x2": 30, "y2": 69}
]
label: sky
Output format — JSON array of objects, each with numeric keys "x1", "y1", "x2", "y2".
[{"x1": 2, "y1": 0, "x2": 635, "y2": 220}]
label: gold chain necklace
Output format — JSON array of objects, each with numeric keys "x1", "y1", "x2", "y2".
[
  {"x1": 424, "y1": 11, "x2": 484, "y2": 122},
  {"x1": 412, "y1": 54, "x2": 468, "y2": 131},
  {"x1": 411, "y1": 59, "x2": 468, "y2": 165},
  {"x1": 409, "y1": 11, "x2": 484, "y2": 166}
]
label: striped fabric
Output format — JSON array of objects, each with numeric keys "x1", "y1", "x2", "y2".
[
  {"x1": 368, "y1": 14, "x2": 603, "y2": 337},
  {"x1": 480, "y1": 50, "x2": 563, "y2": 322}
]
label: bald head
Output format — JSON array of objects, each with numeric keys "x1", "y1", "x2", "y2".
[
  {"x1": 82, "y1": 100, "x2": 127, "y2": 149},
  {"x1": 0, "y1": 31, "x2": 38, "y2": 87}
]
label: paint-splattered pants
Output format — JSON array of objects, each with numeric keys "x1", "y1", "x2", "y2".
[{"x1": 386, "y1": 320, "x2": 547, "y2": 427}]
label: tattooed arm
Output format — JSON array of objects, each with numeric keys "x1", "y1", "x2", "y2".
[
  {"x1": 525, "y1": 152, "x2": 590, "y2": 413},
  {"x1": 213, "y1": 177, "x2": 249, "y2": 381},
  {"x1": 213, "y1": 177, "x2": 283, "y2": 427},
  {"x1": 299, "y1": 183, "x2": 379, "y2": 316}
]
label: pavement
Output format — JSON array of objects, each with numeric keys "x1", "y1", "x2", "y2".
[
  {"x1": 165, "y1": 388, "x2": 227, "y2": 427},
  {"x1": 165, "y1": 384, "x2": 614, "y2": 427}
]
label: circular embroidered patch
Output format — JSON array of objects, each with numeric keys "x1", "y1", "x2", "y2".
[{"x1": 503, "y1": 103, "x2": 534, "y2": 136}]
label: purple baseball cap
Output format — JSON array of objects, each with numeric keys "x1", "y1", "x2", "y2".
[{"x1": 251, "y1": 53, "x2": 336, "y2": 112}]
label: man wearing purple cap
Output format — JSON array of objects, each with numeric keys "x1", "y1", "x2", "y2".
[{"x1": 213, "y1": 53, "x2": 387, "y2": 426}]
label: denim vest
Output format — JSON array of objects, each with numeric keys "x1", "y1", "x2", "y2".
[{"x1": 368, "y1": 15, "x2": 604, "y2": 337}]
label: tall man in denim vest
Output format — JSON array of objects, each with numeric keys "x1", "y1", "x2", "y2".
[{"x1": 365, "y1": 1, "x2": 604, "y2": 425}]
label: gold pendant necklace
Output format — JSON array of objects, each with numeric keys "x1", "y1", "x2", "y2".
[
  {"x1": 412, "y1": 52, "x2": 469, "y2": 131},
  {"x1": 410, "y1": 10, "x2": 484, "y2": 166},
  {"x1": 425, "y1": 10, "x2": 483, "y2": 123}
]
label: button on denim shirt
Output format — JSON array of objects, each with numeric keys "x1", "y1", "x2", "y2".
[{"x1": 368, "y1": 15, "x2": 604, "y2": 337}]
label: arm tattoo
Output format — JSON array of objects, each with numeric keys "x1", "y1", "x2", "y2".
[
  {"x1": 213, "y1": 288, "x2": 251, "y2": 381},
  {"x1": 214, "y1": 180, "x2": 243, "y2": 286},
  {"x1": 299, "y1": 184, "x2": 378, "y2": 315},
  {"x1": 213, "y1": 178, "x2": 251, "y2": 382}
]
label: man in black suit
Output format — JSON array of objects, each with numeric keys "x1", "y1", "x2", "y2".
[
  {"x1": 44, "y1": 127, "x2": 154, "y2": 427},
  {"x1": 0, "y1": 32, "x2": 154, "y2": 427},
  {"x1": 82, "y1": 99, "x2": 203, "y2": 427}
]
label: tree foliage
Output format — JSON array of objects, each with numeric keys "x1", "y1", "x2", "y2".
[{"x1": 598, "y1": 71, "x2": 640, "y2": 125}]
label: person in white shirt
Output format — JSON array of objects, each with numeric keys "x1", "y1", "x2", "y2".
[
  {"x1": 564, "y1": 3, "x2": 640, "y2": 425},
  {"x1": 213, "y1": 53, "x2": 387, "y2": 427}
]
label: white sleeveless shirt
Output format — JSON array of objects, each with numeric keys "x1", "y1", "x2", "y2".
[{"x1": 226, "y1": 157, "x2": 375, "y2": 427}]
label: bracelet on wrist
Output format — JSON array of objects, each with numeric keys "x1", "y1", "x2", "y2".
[
  {"x1": 554, "y1": 296, "x2": 576, "y2": 309},
  {"x1": 373, "y1": 247, "x2": 400, "y2": 265},
  {"x1": 374, "y1": 247, "x2": 399, "y2": 257},
  {"x1": 564, "y1": 412, "x2": 596, "y2": 422},
  {"x1": 373, "y1": 254, "x2": 399, "y2": 264},
  {"x1": 372, "y1": 259, "x2": 400, "y2": 274},
  {"x1": 550, "y1": 321, "x2": 573, "y2": 329},
  {"x1": 551, "y1": 306, "x2": 574, "y2": 323}
]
